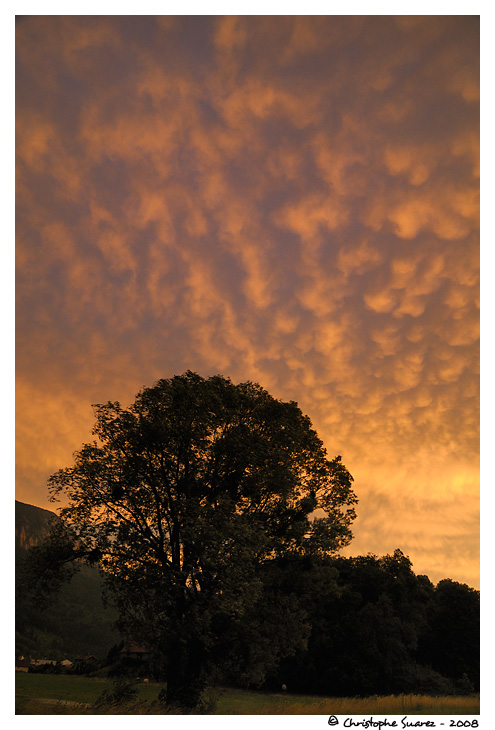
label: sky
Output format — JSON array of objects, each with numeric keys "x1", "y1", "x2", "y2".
[{"x1": 15, "y1": 14, "x2": 480, "y2": 588}]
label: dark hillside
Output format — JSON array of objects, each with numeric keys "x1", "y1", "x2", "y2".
[{"x1": 16, "y1": 500, "x2": 119, "y2": 660}]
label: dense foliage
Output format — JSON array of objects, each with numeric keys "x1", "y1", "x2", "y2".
[
  {"x1": 255, "y1": 551, "x2": 479, "y2": 697},
  {"x1": 101, "y1": 551, "x2": 479, "y2": 698}
]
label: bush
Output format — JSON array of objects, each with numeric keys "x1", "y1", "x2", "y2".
[
  {"x1": 94, "y1": 677, "x2": 139, "y2": 710},
  {"x1": 156, "y1": 685, "x2": 218, "y2": 713}
]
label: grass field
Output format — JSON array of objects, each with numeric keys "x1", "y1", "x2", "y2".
[{"x1": 15, "y1": 672, "x2": 480, "y2": 715}]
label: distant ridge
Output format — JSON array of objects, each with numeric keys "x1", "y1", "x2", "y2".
[{"x1": 15, "y1": 500, "x2": 59, "y2": 552}]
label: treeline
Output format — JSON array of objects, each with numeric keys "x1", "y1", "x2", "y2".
[
  {"x1": 211, "y1": 549, "x2": 479, "y2": 697},
  {"x1": 101, "y1": 549, "x2": 479, "y2": 698},
  {"x1": 17, "y1": 543, "x2": 479, "y2": 698}
]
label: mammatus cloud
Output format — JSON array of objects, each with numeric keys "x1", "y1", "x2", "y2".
[{"x1": 16, "y1": 15, "x2": 479, "y2": 587}]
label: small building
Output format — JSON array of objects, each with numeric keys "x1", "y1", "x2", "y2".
[
  {"x1": 60, "y1": 659, "x2": 73, "y2": 669},
  {"x1": 120, "y1": 641, "x2": 151, "y2": 663},
  {"x1": 15, "y1": 657, "x2": 31, "y2": 672},
  {"x1": 31, "y1": 659, "x2": 57, "y2": 667}
]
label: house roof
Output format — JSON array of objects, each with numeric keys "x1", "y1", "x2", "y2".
[{"x1": 120, "y1": 641, "x2": 149, "y2": 654}]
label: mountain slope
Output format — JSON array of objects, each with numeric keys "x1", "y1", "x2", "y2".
[
  {"x1": 16, "y1": 500, "x2": 119, "y2": 660},
  {"x1": 15, "y1": 500, "x2": 59, "y2": 551}
]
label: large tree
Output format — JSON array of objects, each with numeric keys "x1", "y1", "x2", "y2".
[{"x1": 48, "y1": 371, "x2": 357, "y2": 707}]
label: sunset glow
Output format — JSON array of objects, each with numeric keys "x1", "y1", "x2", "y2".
[{"x1": 15, "y1": 15, "x2": 479, "y2": 587}]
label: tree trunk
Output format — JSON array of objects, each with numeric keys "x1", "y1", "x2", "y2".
[{"x1": 166, "y1": 637, "x2": 206, "y2": 709}]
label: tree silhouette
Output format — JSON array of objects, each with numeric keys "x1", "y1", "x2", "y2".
[
  {"x1": 48, "y1": 371, "x2": 357, "y2": 707},
  {"x1": 417, "y1": 578, "x2": 480, "y2": 691}
]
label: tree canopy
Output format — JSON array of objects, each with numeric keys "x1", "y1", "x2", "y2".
[{"x1": 48, "y1": 371, "x2": 357, "y2": 706}]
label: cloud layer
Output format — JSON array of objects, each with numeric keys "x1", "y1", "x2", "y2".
[{"x1": 16, "y1": 15, "x2": 479, "y2": 587}]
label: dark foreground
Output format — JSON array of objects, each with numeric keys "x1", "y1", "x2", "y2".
[{"x1": 15, "y1": 673, "x2": 480, "y2": 715}]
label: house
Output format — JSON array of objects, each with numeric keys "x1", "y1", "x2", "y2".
[
  {"x1": 31, "y1": 659, "x2": 57, "y2": 667},
  {"x1": 60, "y1": 659, "x2": 73, "y2": 669},
  {"x1": 120, "y1": 641, "x2": 151, "y2": 663},
  {"x1": 15, "y1": 657, "x2": 31, "y2": 672}
]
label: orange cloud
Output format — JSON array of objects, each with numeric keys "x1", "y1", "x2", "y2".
[{"x1": 16, "y1": 16, "x2": 479, "y2": 587}]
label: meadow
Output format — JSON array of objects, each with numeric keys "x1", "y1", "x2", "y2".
[{"x1": 15, "y1": 672, "x2": 480, "y2": 715}]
